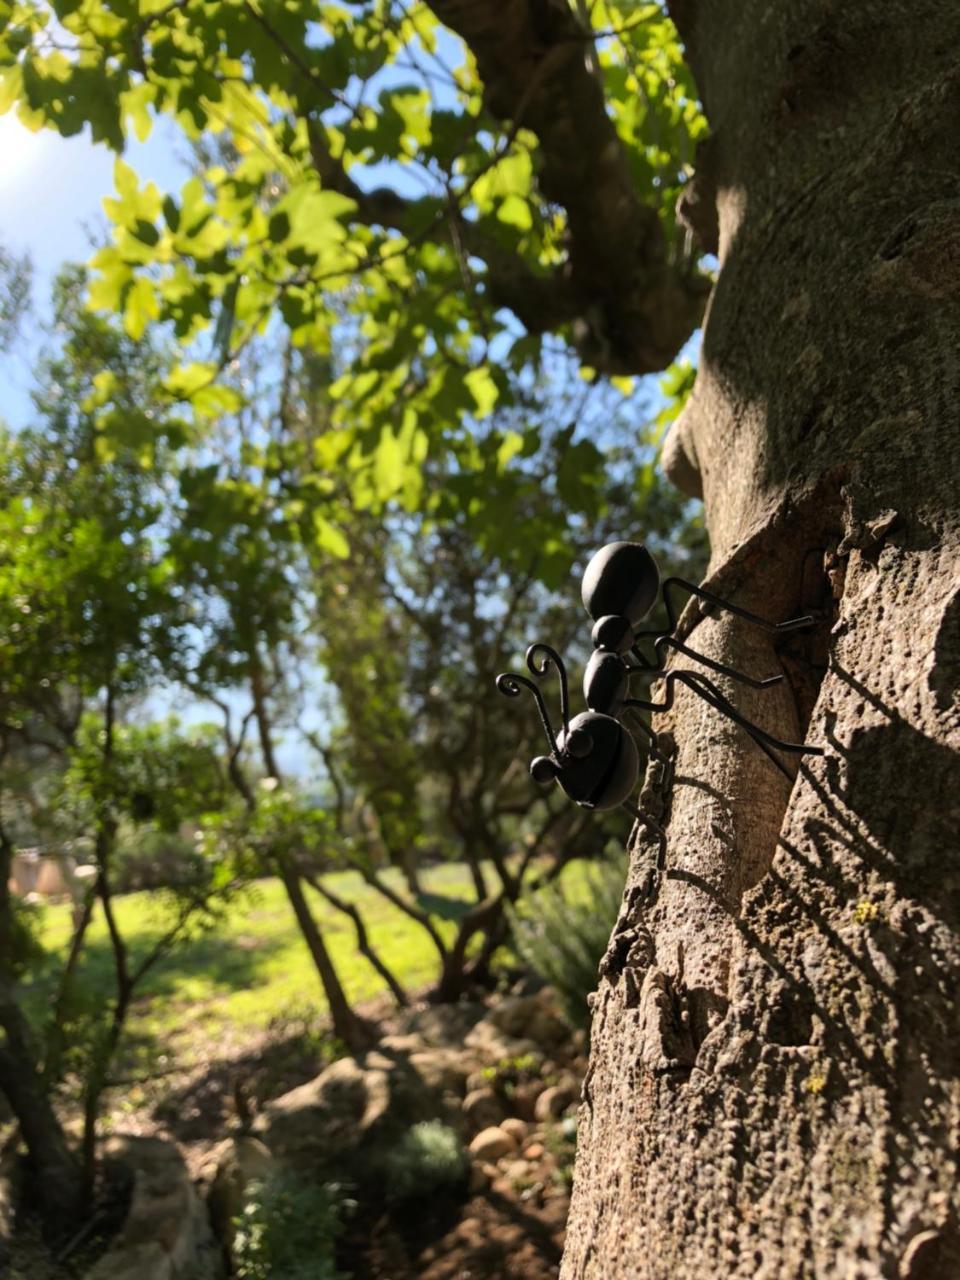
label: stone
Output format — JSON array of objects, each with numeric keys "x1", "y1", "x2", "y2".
[
  {"x1": 203, "y1": 1136, "x2": 274, "y2": 1251},
  {"x1": 379, "y1": 1033, "x2": 429, "y2": 1056},
  {"x1": 500, "y1": 1118, "x2": 529, "y2": 1144},
  {"x1": 393, "y1": 1002, "x2": 486, "y2": 1047},
  {"x1": 468, "y1": 1126, "x2": 518, "y2": 1161},
  {"x1": 502, "y1": 1159, "x2": 532, "y2": 1181},
  {"x1": 86, "y1": 1242, "x2": 174, "y2": 1280},
  {"x1": 462, "y1": 1087, "x2": 505, "y2": 1131},
  {"x1": 486, "y1": 994, "x2": 571, "y2": 1051},
  {"x1": 89, "y1": 1136, "x2": 222, "y2": 1280},
  {"x1": 409, "y1": 1048, "x2": 470, "y2": 1094},
  {"x1": 462, "y1": 1019, "x2": 543, "y2": 1066},
  {"x1": 534, "y1": 1084, "x2": 578, "y2": 1121},
  {"x1": 511, "y1": 1081, "x2": 545, "y2": 1121},
  {"x1": 254, "y1": 1048, "x2": 440, "y2": 1195},
  {"x1": 523, "y1": 1142, "x2": 545, "y2": 1160}
]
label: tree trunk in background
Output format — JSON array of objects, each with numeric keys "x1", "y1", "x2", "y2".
[
  {"x1": 0, "y1": 824, "x2": 83, "y2": 1233},
  {"x1": 563, "y1": 3, "x2": 960, "y2": 1276}
]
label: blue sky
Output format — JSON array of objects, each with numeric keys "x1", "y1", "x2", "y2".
[{"x1": 0, "y1": 111, "x2": 189, "y2": 428}]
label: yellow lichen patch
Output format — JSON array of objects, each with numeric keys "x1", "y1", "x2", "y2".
[{"x1": 852, "y1": 900, "x2": 881, "y2": 925}]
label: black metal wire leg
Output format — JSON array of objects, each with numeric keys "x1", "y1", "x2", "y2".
[
  {"x1": 623, "y1": 670, "x2": 824, "y2": 779},
  {"x1": 627, "y1": 634, "x2": 784, "y2": 690},
  {"x1": 638, "y1": 578, "x2": 816, "y2": 637},
  {"x1": 624, "y1": 710, "x2": 663, "y2": 759}
]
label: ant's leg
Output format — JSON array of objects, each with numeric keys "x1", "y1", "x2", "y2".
[
  {"x1": 680, "y1": 675, "x2": 795, "y2": 780},
  {"x1": 688, "y1": 673, "x2": 823, "y2": 756},
  {"x1": 624, "y1": 709, "x2": 663, "y2": 760},
  {"x1": 625, "y1": 678, "x2": 792, "y2": 780},
  {"x1": 623, "y1": 803, "x2": 668, "y2": 865},
  {"x1": 635, "y1": 579, "x2": 815, "y2": 643},
  {"x1": 622, "y1": 670, "x2": 682, "y2": 714},
  {"x1": 663, "y1": 578, "x2": 815, "y2": 633},
  {"x1": 627, "y1": 635, "x2": 783, "y2": 690},
  {"x1": 626, "y1": 670, "x2": 823, "y2": 779}
]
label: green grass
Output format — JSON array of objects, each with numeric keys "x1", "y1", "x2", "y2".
[{"x1": 26, "y1": 864, "x2": 480, "y2": 1070}]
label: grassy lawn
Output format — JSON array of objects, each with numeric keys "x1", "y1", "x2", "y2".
[{"x1": 26, "y1": 863, "x2": 481, "y2": 1072}]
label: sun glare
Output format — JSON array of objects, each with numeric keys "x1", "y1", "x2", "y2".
[{"x1": 0, "y1": 113, "x2": 51, "y2": 190}]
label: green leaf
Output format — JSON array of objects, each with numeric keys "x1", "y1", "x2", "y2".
[
  {"x1": 497, "y1": 195, "x2": 532, "y2": 231},
  {"x1": 313, "y1": 514, "x2": 349, "y2": 559},
  {"x1": 464, "y1": 367, "x2": 498, "y2": 419},
  {"x1": 165, "y1": 362, "x2": 216, "y2": 399},
  {"x1": 268, "y1": 209, "x2": 290, "y2": 243}
]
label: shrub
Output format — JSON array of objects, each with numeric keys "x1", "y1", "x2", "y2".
[
  {"x1": 233, "y1": 1171, "x2": 352, "y2": 1280},
  {"x1": 113, "y1": 827, "x2": 205, "y2": 892},
  {"x1": 9, "y1": 895, "x2": 47, "y2": 978},
  {"x1": 383, "y1": 1121, "x2": 469, "y2": 1204},
  {"x1": 508, "y1": 854, "x2": 627, "y2": 1029}
]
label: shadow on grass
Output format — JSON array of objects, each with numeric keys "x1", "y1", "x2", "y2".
[
  {"x1": 20, "y1": 928, "x2": 291, "y2": 1087},
  {"x1": 150, "y1": 1020, "x2": 341, "y2": 1144},
  {"x1": 414, "y1": 891, "x2": 475, "y2": 922}
]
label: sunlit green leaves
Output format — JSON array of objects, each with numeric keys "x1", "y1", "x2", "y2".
[{"x1": 0, "y1": 0, "x2": 706, "y2": 580}]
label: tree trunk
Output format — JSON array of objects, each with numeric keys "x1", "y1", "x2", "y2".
[
  {"x1": 0, "y1": 821, "x2": 83, "y2": 1234},
  {"x1": 248, "y1": 658, "x2": 374, "y2": 1050},
  {"x1": 563, "y1": 3, "x2": 960, "y2": 1276},
  {"x1": 279, "y1": 865, "x2": 373, "y2": 1051}
]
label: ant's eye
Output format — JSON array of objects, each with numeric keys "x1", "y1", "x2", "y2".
[
  {"x1": 565, "y1": 728, "x2": 593, "y2": 758},
  {"x1": 530, "y1": 756, "x2": 558, "y2": 784}
]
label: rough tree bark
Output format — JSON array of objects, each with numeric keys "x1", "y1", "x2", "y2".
[{"x1": 562, "y1": 2, "x2": 960, "y2": 1276}]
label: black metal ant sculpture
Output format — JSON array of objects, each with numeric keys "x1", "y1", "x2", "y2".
[{"x1": 496, "y1": 542, "x2": 823, "y2": 819}]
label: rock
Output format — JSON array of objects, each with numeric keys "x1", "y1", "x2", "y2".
[
  {"x1": 254, "y1": 1049, "x2": 440, "y2": 1194},
  {"x1": 511, "y1": 1081, "x2": 544, "y2": 1121},
  {"x1": 393, "y1": 1002, "x2": 486, "y2": 1047},
  {"x1": 468, "y1": 1164, "x2": 489, "y2": 1193},
  {"x1": 409, "y1": 1048, "x2": 470, "y2": 1094},
  {"x1": 534, "y1": 1084, "x2": 578, "y2": 1121},
  {"x1": 463, "y1": 1019, "x2": 543, "y2": 1066},
  {"x1": 465, "y1": 1069, "x2": 490, "y2": 1093},
  {"x1": 89, "y1": 1136, "x2": 222, "y2": 1280},
  {"x1": 523, "y1": 1142, "x2": 545, "y2": 1160},
  {"x1": 379, "y1": 1033, "x2": 430, "y2": 1056},
  {"x1": 502, "y1": 1159, "x2": 531, "y2": 1181},
  {"x1": 500, "y1": 1118, "x2": 529, "y2": 1144},
  {"x1": 462, "y1": 1088, "x2": 504, "y2": 1131},
  {"x1": 487, "y1": 995, "x2": 570, "y2": 1050},
  {"x1": 203, "y1": 1136, "x2": 274, "y2": 1251},
  {"x1": 86, "y1": 1242, "x2": 175, "y2": 1280},
  {"x1": 468, "y1": 1126, "x2": 518, "y2": 1161}
]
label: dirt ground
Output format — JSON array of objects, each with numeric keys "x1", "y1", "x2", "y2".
[{"x1": 51, "y1": 991, "x2": 573, "y2": 1280}]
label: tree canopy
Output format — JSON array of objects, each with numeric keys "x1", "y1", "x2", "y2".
[{"x1": 1, "y1": 0, "x2": 707, "y2": 565}]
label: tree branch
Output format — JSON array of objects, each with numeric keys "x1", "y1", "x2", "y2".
[
  {"x1": 301, "y1": 0, "x2": 707, "y2": 376},
  {"x1": 420, "y1": 0, "x2": 709, "y2": 372}
]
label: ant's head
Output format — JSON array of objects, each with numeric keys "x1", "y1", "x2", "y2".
[
  {"x1": 529, "y1": 711, "x2": 639, "y2": 811},
  {"x1": 496, "y1": 643, "x2": 639, "y2": 812},
  {"x1": 582, "y1": 542, "x2": 660, "y2": 646}
]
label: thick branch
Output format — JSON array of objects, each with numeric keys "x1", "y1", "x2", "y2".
[
  {"x1": 304, "y1": 0, "x2": 707, "y2": 374},
  {"x1": 421, "y1": 0, "x2": 708, "y2": 371}
]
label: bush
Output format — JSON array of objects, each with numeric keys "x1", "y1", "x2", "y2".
[
  {"x1": 9, "y1": 895, "x2": 47, "y2": 978},
  {"x1": 508, "y1": 854, "x2": 627, "y2": 1029},
  {"x1": 233, "y1": 1171, "x2": 352, "y2": 1280},
  {"x1": 113, "y1": 827, "x2": 205, "y2": 892},
  {"x1": 383, "y1": 1121, "x2": 469, "y2": 1204}
]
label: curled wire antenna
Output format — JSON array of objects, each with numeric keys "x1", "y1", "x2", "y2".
[
  {"x1": 525, "y1": 643, "x2": 570, "y2": 739},
  {"x1": 496, "y1": 671, "x2": 559, "y2": 756}
]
